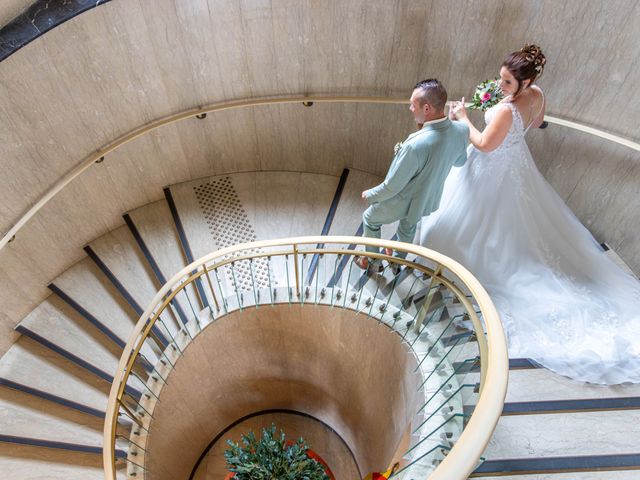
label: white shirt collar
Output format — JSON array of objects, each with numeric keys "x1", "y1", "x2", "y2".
[{"x1": 421, "y1": 116, "x2": 448, "y2": 127}]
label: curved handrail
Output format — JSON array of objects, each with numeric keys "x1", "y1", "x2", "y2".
[
  {"x1": 2, "y1": 95, "x2": 638, "y2": 251},
  {"x1": 102, "y1": 236, "x2": 508, "y2": 480}
]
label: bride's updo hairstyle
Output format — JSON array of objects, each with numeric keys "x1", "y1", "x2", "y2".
[{"x1": 502, "y1": 44, "x2": 546, "y2": 96}]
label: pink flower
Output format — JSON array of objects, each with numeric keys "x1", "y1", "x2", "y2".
[{"x1": 482, "y1": 92, "x2": 491, "y2": 101}]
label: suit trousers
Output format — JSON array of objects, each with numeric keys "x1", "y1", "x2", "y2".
[{"x1": 362, "y1": 204, "x2": 417, "y2": 263}]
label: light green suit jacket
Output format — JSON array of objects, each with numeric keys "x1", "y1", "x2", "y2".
[{"x1": 363, "y1": 118, "x2": 469, "y2": 224}]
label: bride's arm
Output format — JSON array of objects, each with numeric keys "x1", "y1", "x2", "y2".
[{"x1": 450, "y1": 99, "x2": 513, "y2": 152}]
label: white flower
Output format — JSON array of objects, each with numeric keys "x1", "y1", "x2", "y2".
[{"x1": 394, "y1": 141, "x2": 404, "y2": 155}]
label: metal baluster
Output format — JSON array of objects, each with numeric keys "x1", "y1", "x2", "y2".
[
  {"x1": 155, "y1": 318, "x2": 183, "y2": 355},
  {"x1": 230, "y1": 261, "x2": 243, "y2": 312},
  {"x1": 410, "y1": 301, "x2": 450, "y2": 349},
  {"x1": 293, "y1": 244, "x2": 301, "y2": 298},
  {"x1": 342, "y1": 255, "x2": 355, "y2": 309},
  {"x1": 122, "y1": 455, "x2": 148, "y2": 471},
  {"x1": 179, "y1": 284, "x2": 199, "y2": 324},
  {"x1": 138, "y1": 351, "x2": 173, "y2": 373},
  {"x1": 118, "y1": 403, "x2": 149, "y2": 432},
  {"x1": 412, "y1": 383, "x2": 476, "y2": 434},
  {"x1": 248, "y1": 258, "x2": 258, "y2": 308},
  {"x1": 367, "y1": 263, "x2": 389, "y2": 317},
  {"x1": 404, "y1": 414, "x2": 467, "y2": 457},
  {"x1": 314, "y1": 253, "x2": 321, "y2": 304},
  {"x1": 267, "y1": 256, "x2": 274, "y2": 305},
  {"x1": 417, "y1": 337, "x2": 464, "y2": 389},
  {"x1": 203, "y1": 264, "x2": 221, "y2": 312},
  {"x1": 128, "y1": 372, "x2": 161, "y2": 402},
  {"x1": 416, "y1": 358, "x2": 477, "y2": 414},
  {"x1": 213, "y1": 267, "x2": 228, "y2": 313},
  {"x1": 116, "y1": 434, "x2": 146, "y2": 453},
  {"x1": 122, "y1": 391, "x2": 155, "y2": 420},
  {"x1": 284, "y1": 254, "x2": 292, "y2": 304},
  {"x1": 300, "y1": 253, "x2": 307, "y2": 305},
  {"x1": 380, "y1": 266, "x2": 402, "y2": 323},
  {"x1": 178, "y1": 307, "x2": 195, "y2": 341},
  {"x1": 413, "y1": 314, "x2": 458, "y2": 371},
  {"x1": 330, "y1": 254, "x2": 341, "y2": 306}
]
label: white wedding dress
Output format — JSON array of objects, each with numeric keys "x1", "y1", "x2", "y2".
[{"x1": 418, "y1": 101, "x2": 640, "y2": 384}]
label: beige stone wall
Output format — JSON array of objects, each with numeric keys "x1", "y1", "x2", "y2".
[
  {"x1": 0, "y1": 0, "x2": 638, "y2": 355},
  {"x1": 0, "y1": 0, "x2": 31, "y2": 28},
  {"x1": 145, "y1": 304, "x2": 422, "y2": 479}
]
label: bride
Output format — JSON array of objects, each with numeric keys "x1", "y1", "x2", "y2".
[{"x1": 419, "y1": 44, "x2": 640, "y2": 385}]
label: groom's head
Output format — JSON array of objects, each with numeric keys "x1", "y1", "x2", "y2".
[{"x1": 410, "y1": 79, "x2": 447, "y2": 124}]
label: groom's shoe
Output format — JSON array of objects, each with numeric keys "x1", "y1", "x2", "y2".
[
  {"x1": 382, "y1": 248, "x2": 402, "y2": 275},
  {"x1": 388, "y1": 261, "x2": 402, "y2": 276},
  {"x1": 353, "y1": 256, "x2": 384, "y2": 274}
]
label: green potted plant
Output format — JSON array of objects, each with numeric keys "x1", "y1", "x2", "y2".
[{"x1": 224, "y1": 423, "x2": 333, "y2": 480}]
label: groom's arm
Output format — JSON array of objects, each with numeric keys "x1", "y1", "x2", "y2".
[
  {"x1": 453, "y1": 122, "x2": 470, "y2": 166},
  {"x1": 363, "y1": 144, "x2": 420, "y2": 204}
]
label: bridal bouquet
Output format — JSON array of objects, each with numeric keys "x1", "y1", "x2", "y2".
[{"x1": 469, "y1": 78, "x2": 504, "y2": 111}]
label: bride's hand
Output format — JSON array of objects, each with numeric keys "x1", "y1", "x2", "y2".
[{"x1": 449, "y1": 97, "x2": 467, "y2": 120}]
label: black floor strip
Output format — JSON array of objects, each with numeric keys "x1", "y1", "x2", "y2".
[
  {"x1": 442, "y1": 331, "x2": 475, "y2": 347},
  {"x1": 305, "y1": 168, "x2": 350, "y2": 286},
  {"x1": 123, "y1": 213, "x2": 190, "y2": 325},
  {"x1": 456, "y1": 357, "x2": 541, "y2": 372},
  {"x1": 163, "y1": 187, "x2": 210, "y2": 310},
  {"x1": 327, "y1": 223, "x2": 364, "y2": 288},
  {"x1": 83, "y1": 245, "x2": 169, "y2": 348},
  {"x1": 15, "y1": 326, "x2": 142, "y2": 399},
  {"x1": 473, "y1": 453, "x2": 640, "y2": 476},
  {"x1": 0, "y1": 434, "x2": 126, "y2": 458},
  {"x1": 48, "y1": 283, "x2": 126, "y2": 349},
  {"x1": 509, "y1": 358, "x2": 541, "y2": 369},
  {"x1": 502, "y1": 396, "x2": 640, "y2": 415},
  {"x1": 0, "y1": 378, "x2": 105, "y2": 419}
]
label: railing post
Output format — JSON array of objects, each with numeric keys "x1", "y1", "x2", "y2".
[
  {"x1": 293, "y1": 244, "x2": 301, "y2": 298},
  {"x1": 203, "y1": 264, "x2": 220, "y2": 312},
  {"x1": 413, "y1": 265, "x2": 442, "y2": 333}
]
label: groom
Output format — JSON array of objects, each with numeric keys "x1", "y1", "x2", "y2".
[{"x1": 355, "y1": 78, "x2": 469, "y2": 273}]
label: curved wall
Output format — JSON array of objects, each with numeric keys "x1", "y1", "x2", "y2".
[
  {"x1": 145, "y1": 304, "x2": 421, "y2": 479},
  {"x1": 0, "y1": 0, "x2": 638, "y2": 355}
]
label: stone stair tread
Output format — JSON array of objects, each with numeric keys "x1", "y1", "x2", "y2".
[
  {"x1": 479, "y1": 368, "x2": 640, "y2": 404},
  {"x1": 18, "y1": 297, "x2": 119, "y2": 378},
  {"x1": 126, "y1": 200, "x2": 201, "y2": 323},
  {"x1": 0, "y1": 388, "x2": 103, "y2": 446},
  {"x1": 0, "y1": 338, "x2": 108, "y2": 413},
  {"x1": 88, "y1": 225, "x2": 162, "y2": 315},
  {"x1": 485, "y1": 410, "x2": 640, "y2": 459},
  {"x1": 233, "y1": 171, "x2": 338, "y2": 239},
  {"x1": 0, "y1": 442, "x2": 119, "y2": 480},
  {"x1": 51, "y1": 257, "x2": 137, "y2": 345}
]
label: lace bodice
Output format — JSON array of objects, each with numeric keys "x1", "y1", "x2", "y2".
[{"x1": 484, "y1": 102, "x2": 526, "y2": 151}]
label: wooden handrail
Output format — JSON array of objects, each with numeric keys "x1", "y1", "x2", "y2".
[
  {"x1": 102, "y1": 236, "x2": 508, "y2": 480},
  {"x1": 1, "y1": 95, "x2": 638, "y2": 252}
]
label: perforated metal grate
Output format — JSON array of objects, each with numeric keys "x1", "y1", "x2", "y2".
[{"x1": 193, "y1": 177, "x2": 271, "y2": 290}]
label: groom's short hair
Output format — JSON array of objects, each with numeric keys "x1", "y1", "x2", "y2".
[{"x1": 414, "y1": 78, "x2": 447, "y2": 112}]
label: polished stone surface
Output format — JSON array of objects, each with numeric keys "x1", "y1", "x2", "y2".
[{"x1": 0, "y1": 0, "x2": 111, "y2": 61}]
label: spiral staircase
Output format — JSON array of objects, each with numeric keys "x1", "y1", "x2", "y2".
[
  {"x1": 2, "y1": 1, "x2": 640, "y2": 479},
  {"x1": 0, "y1": 168, "x2": 637, "y2": 479}
]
